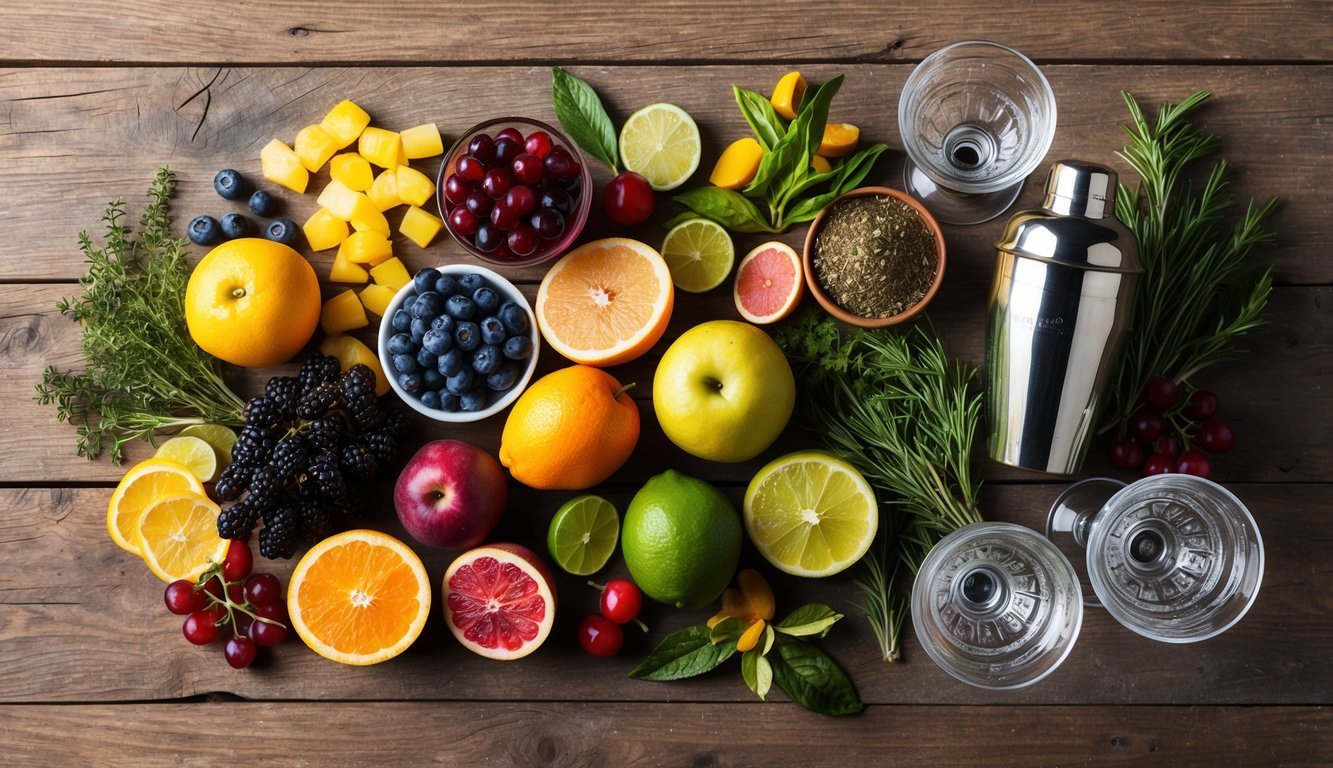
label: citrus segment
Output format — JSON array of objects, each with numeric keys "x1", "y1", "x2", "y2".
[
  {"x1": 154, "y1": 435, "x2": 220, "y2": 482},
  {"x1": 619, "y1": 103, "x2": 702, "y2": 191},
  {"x1": 443, "y1": 543, "x2": 557, "y2": 660},
  {"x1": 106, "y1": 458, "x2": 206, "y2": 556},
  {"x1": 660, "y1": 218, "x2": 735, "y2": 293},
  {"x1": 536, "y1": 238, "x2": 674, "y2": 367},
  {"x1": 287, "y1": 530, "x2": 431, "y2": 666},
  {"x1": 547, "y1": 495, "x2": 620, "y2": 576},
  {"x1": 136, "y1": 492, "x2": 228, "y2": 583},
  {"x1": 178, "y1": 424, "x2": 236, "y2": 467},
  {"x1": 733, "y1": 241, "x2": 803, "y2": 324},
  {"x1": 743, "y1": 450, "x2": 878, "y2": 577}
]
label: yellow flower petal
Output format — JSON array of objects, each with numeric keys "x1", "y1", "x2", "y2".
[
  {"x1": 738, "y1": 569, "x2": 775, "y2": 621},
  {"x1": 737, "y1": 619, "x2": 766, "y2": 652}
]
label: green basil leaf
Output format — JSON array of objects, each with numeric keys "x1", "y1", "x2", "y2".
[
  {"x1": 776, "y1": 603, "x2": 844, "y2": 639},
  {"x1": 833, "y1": 143, "x2": 891, "y2": 195},
  {"x1": 783, "y1": 189, "x2": 844, "y2": 227},
  {"x1": 741, "y1": 647, "x2": 773, "y2": 700},
  {"x1": 733, "y1": 86, "x2": 786, "y2": 151},
  {"x1": 551, "y1": 67, "x2": 619, "y2": 173},
  {"x1": 778, "y1": 166, "x2": 839, "y2": 208},
  {"x1": 795, "y1": 75, "x2": 843, "y2": 161},
  {"x1": 745, "y1": 75, "x2": 843, "y2": 202},
  {"x1": 761, "y1": 623, "x2": 775, "y2": 655},
  {"x1": 673, "y1": 187, "x2": 778, "y2": 233},
  {"x1": 630, "y1": 625, "x2": 736, "y2": 681},
  {"x1": 768, "y1": 637, "x2": 863, "y2": 716},
  {"x1": 709, "y1": 617, "x2": 747, "y2": 646}
]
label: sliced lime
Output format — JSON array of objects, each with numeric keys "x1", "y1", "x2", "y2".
[
  {"x1": 618, "y1": 103, "x2": 702, "y2": 191},
  {"x1": 178, "y1": 424, "x2": 237, "y2": 468},
  {"x1": 660, "y1": 218, "x2": 735, "y2": 293},
  {"x1": 547, "y1": 495, "x2": 620, "y2": 576},
  {"x1": 154, "y1": 436, "x2": 220, "y2": 483}
]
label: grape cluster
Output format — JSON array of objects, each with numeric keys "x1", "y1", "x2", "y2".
[
  {"x1": 214, "y1": 354, "x2": 409, "y2": 558},
  {"x1": 165, "y1": 540, "x2": 290, "y2": 670},
  {"x1": 1107, "y1": 376, "x2": 1236, "y2": 478}
]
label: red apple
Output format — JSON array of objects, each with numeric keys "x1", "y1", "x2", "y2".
[{"x1": 394, "y1": 439, "x2": 508, "y2": 549}]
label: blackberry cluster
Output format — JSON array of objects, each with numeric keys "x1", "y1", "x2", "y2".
[{"x1": 215, "y1": 354, "x2": 410, "y2": 559}]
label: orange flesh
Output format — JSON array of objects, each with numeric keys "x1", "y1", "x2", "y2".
[
  {"x1": 296, "y1": 539, "x2": 427, "y2": 656},
  {"x1": 543, "y1": 246, "x2": 663, "y2": 352}
]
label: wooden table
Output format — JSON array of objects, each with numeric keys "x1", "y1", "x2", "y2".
[{"x1": 2, "y1": 2, "x2": 1330, "y2": 764}]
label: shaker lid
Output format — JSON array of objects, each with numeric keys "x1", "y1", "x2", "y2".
[{"x1": 1044, "y1": 160, "x2": 1115, "y2": 219}]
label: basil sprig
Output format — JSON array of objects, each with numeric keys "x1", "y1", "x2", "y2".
[{"x1": 551, "y1": 67, "x2": 619, "y2": 173}]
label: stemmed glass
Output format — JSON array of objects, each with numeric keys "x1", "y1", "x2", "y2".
[{"x1": 898, "y1": 41, "x2": 1058, "y2": 225}]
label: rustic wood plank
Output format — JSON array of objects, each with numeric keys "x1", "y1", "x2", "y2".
[
  {"x1": 0, "y1": 1, "x2": 1328, "y2": 64},
  {"x1": 0, "y1": 65, "x2": 1325, "y2": 285},
  {"x1": 1, "y1": 483, "x2": 1324, "y2": 704},
  {"x1": 1, "y1": 702, "x2": 1329, "y2": 766}
]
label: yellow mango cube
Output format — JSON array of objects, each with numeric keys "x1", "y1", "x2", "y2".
[
  {"x1": 302, "y1": 208, "x2": 349, "y2": 252},
  {"x1": 350, "y1": 196, "x2": 391, "y2": 236},
  {"x1": 369, "y1": 257, "x2": 411, "y2": 291},
  {"x1": 810, "y1": 154, "x2": 833, "y2": 174},
  {"x1": 367, "y1": 167, "x2": 402, "y2": 211},
  {"x1": 343, "y1": 230, "x2": 393, "y2": 264},
  {"x1": 401, "y1": 123, "x2": 444, "y2": 159},
  {"x1": 400, "y1": 205, "x2": 443, "y2": 248},
  {"x1": 320, "y1": 100, "x2": 372, "y2": 149},
  {"x1": 319, "y1": 335, "x2": 389, "y2": 396},
  {"x1": 321, "y1": 289, "x2": 370, "y2": 334},
  {"x1": 294, "y1": 124, "x2": 339, "y2": 173},
  {"x1": 396, "y1": 166, "x2": 435, "y2": 207},
  {"x1": 359, "y1": 127, "x2": 403, "y2": 169},
  {"x1": 710, "y1": 137, "x2": 764, "y2": 190},
  {"x1": 359, "y1": 284, "x2": 397, "y2": 317},
  {"x1": 330, "y1": 242, "x2": 369, "y2": 284},
  {"x1": 316, "y1": 179, "x2": 365, "y2": 221},
  {"x1": 260, "y1": 139, "x2": 309, "y2": 194},
  {"x1": 329, "y1": 152, "x2": 375, "y2": 191}
]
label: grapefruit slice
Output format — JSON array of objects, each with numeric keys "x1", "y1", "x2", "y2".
[
  {"x1": 443, "y1": 543, "x2": 557, "y2": 660},
  {"x1": 733, "y1": 242, "x2": 803, "y2": 325},
  {"x1": 536, "y1": 238, "x2": 674, "y2": 367}
]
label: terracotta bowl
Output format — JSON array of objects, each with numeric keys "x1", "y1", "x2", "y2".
[{"x1": 801, "y1": 186, "x2": 947, "y2": 328}]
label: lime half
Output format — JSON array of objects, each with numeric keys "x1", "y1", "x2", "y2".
[
  {"x1": 178, "y1": 424, "x2": 237, "y2": 468},
  {"x1": 547, "y1": 495, "x2": 620, "y2": 576},
  {"x1": 619, "y1": 103, "x2": 702, "y2": 191},
  {"x1": 154, "y1": 436, "x2": 220, "y2": 483},
  {"x1": 661, "y1": 218, "x2": 735, "y2": 293},
  {"x1": 743, "y1": 450, "x2": 878, "y2": 577}
]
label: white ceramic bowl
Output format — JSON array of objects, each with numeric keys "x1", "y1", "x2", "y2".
[{"x1": 377, "y1": 264, "x2": 539, "y2": 423}]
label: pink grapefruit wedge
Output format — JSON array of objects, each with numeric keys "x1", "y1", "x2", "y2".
[
  {"x1": 442, "y1": 543, "x2": 557, "y2": 660},
  {"x1": 734, "y1": 241, "x2": 802, "y2": 324}
]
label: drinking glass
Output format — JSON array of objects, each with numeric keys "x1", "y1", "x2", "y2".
[{"x1": 898, "y1": 41, "x2": 1057, "y2": 225}]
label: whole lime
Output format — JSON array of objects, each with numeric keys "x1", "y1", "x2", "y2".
[{"x1": 621, "y1": 470, "x2": 742, "y2": 608}]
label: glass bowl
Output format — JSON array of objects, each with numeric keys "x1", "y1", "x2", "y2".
[{"x1": 437, "y1": 117, "x2": 593, "y2": 268}]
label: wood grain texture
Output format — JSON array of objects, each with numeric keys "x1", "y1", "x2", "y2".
[
  {"x1": 0, "y1": 1, "x2": 1329, "y2": 64},
  {"x1": 0, "y1": 65, "x2": 1326, "y2": 284}
]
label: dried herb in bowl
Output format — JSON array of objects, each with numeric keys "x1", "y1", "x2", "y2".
[{"x1": 812, "y1": 195, "x2": 937, "y2": 319}]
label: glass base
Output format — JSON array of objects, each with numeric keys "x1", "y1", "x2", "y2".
[
  {"x1": 903, "y1": 161, "x2": 1025, "y2": 225},
  {"x1": 1044, "y1": 478, "x2": 1128, "y2": 608}
]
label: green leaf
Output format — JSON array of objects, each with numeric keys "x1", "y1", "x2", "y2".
[
  {"x1": 709, "y1": 617, "x2": 747, "y2": 646},
  {"x1": 768, "y1": 637, "x2": 863, "y2": 716},
  {"x1": 745, "y1": 75, "x2": 843, "y2": 204},
  {"x1": 761, "y1": 623, "x2": 775, "y2": 655},
  {"x1": 833, "y1": 143, "x2": 890, "y2": 195},
  {"x1": 629, "y1": 625, "x2": 736, "y2": 681},
  {"x1": 551, "y1": 67, "x2": 619, "y2": 172},
  {"x1": 673, "y1": 187, "x2": 779, "y2": 233},
  {"x1": 741, "y1": 647, "x2": 773, "y2": 700},
  {"x1": 733, "y1": 86, "x2": 786, "y2": 151},
  {"x1": 775, "y1": 603, "x2": 843, "y2": 639}
]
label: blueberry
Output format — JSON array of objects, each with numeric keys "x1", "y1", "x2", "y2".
[
  {"x1": 459, "y1": 388, "x2": 487, "y2": 412},
  {"x1": 411, "y1": 291, "x2": 446, "y2": 320},
  {"x1": 413, "y1": 268, "x2": 442, "y2": 295},
  {"x1": 420, "y1": 390, "x2": 441, "y2": 409},
  {"x1": 403, "y1": 294, "x2": 419, "y2": 313},
  {"x1": 220, "y1": 212, "x2": 251, "y2": 240},
  {"x1": 473, "y1": 286, "x2": 501, "y2": 313},
  {"x1": 458, "y1": 273, "x2": 486, "y2": 294},
  {"x1": 397, "y1": 372, "x2": 422, "y2": 395},
  {"x1": 434, "y1": 275, "x2": 460, "y2": 297},
  {"x1": 445, "y1": 367, "x2": 474, "y2": 395},
  {"x1": 391, "y1": 310, "x2": 411, "y2": 332},
  {"x1": 480, "y1": 316, "x2": 507, "y2": 346},
  {"x1": 422, "y1": 369, "x2": 444, "y2": 390},
  {"x1": 441, "y1": 393, "x2": 461, "y2": 411},
  {"x1": 422, "y1": 328, "x2": 452, "y2": 356},
  {"x1": 409, "y1": 317, "x2": 429, "y2": 343},
  {"x1": 264, "y1": 218, "x2": 299, "y2": 247},
  {"x1": 437, "y1": 349, "x2": 465, "y2": 377},
  {"x1": 214, "y1": 169, "x2": 248, "y2": 200},
  {"x1": 486, "y1": 362, "x2": 519, "y2": 391},
  {"x1": 248, "y1": 190, "x2": 279, "y2": 217},
  {"x1": 387, "y1": 333, "x2": 415, "y2": 356},
  {"x1": 187, "y1": 215, "x2": 223, "y2": 246},
  {"x1": 453, "y1": 321, "x2": 481, "y2": 352},
  {"x1": 430, "y1": 314, "x2": 456, "y2": 335},
  {"x1": 416, "y1": 347, "x2": 438, "y2": 370},
  {"x1": 392, "y1": 353, "x2": 418, "y2": 374},
  {"x1": 503, "y1": 335, "x2": 533, "y2": 360},
  {"x1": 498, "y1": 302, "x2": 530, "y2": 334},
  {"x1": 472, "y1": 345, "x2": 501, "y2": 375},
  {"x1": 445, "y1": 295, "x2": 477, "y2": 320}
]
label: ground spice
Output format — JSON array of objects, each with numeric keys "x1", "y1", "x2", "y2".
[{"x1": 812, "y1": 196, "x2": 937, "y2": 319}]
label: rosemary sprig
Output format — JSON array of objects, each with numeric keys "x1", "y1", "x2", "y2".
[{"x1": 35, "y1": 167, "x2": 245, "y2": 463}]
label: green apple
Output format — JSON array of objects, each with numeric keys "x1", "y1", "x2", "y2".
[{"x1": 652, "y1": 320, "x2": 795, "y2": 462}]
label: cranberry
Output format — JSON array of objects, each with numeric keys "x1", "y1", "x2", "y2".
[
  {"x1": 183, "y1": 610, "x2": 220, "y2": 645},
  {"x1": 1152, "y1": 435, "x2": 1183, "y2": 456},
  {"x1": 490, "y1": 202, "x2": 518, "y2": 231},
  {"x1": 1184, "y1": 390, "x2": 1219, "y2": 421},
  {"x1": 495, "y1": 127, "x2": 524, "y2": 144},
  {"x1": 511, "y1": 153, "x2": 545, "y2": 186},
  {"x1": 1143, "y1": 452, "x2": 1176, "y2": 476},
  {"x1": 504, "y1": 185, "x2": 536, "y2": 216},
  {"x1": 1176, "y1": 449, "x2": 1212, "y2": 478},
  {"x1": 466, "y1": 134, "x2": 496, "y2": 163},
  {"x1": 494, "y1": 137, "x2": 522, "y2": 166},
  {"x1": 578, "y1": 614, "x2": 623, "y2": 657},
  {"x1": 524, "y1": 131, "x2": 554, "y2": 158},
  {"x1": 224, "y1": 636, "x2": 258, "y2": 670},
  {"x1": 1130, "y1": 408, "x2": 1166, "y2": 441},
  {"x1": 456, "y1": 156, "x2": 486, "y2": 183},
  {"x1": 243, "y1": 573, "x2": 282, "y2": 609},
  {"x1": 482, "y1": 168, "x2": 512, "y2": 199},
  {"x1": 449, "y1": 207, "x2": 479, "y2": 236},
  {"x1": 489, "y1": 242, "x2": 515, "y2": 262},
  {"x1": 539, "y1": 187, "x2": 574, "y2": 214},
  {"x1": 1198, "y1": 419, "x2": 1235, "y2": 454},
  {"x1": 222, "y1": 539, "x2": 252, "y2": 582},
  {"x1": 1143, "y1": 376, "x2": 1181, "y2": 410},
  {"x1": 543, "y1": 147, "x2": 582, "y2": 183},
  {"x1": 598, "y1": 579, "x2": 643, "y2": 624},
  {"x1": 473, "y1": 222, "x2": 503, "y2": 253},
  {"x1": 1108, "y1": 439, "x2": 1145, "y2": 469},
  {"x1": 164, "y1": 579, "x2": 208, "y2": 616},
  {"x1": 507, "y1": 223, "x2": 539, "y2": 258},
  {"x1": 531, "y1": 208, "x2": 565, "y2": 240},
  {"x1": 443, "y1": 174, "x2": 470, "y2": 206},
  {"x1": 464, "y1": 189, "x2": 493, "y2": 217},
  {"x1": 603, "y1": 171, "x2": 655, "y2": 226}
]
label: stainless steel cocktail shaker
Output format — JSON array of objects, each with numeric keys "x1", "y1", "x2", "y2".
[{"x1": 986, "y1": 160, "x2": 1141, "y2": 474}]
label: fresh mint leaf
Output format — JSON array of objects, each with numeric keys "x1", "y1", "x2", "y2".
[
  {"x1": 551, "y1": 67, "x2": 619, "y2": 173},
  {"x1": 768, "y1": 636, "x2": 863, "y2": 716},
  {"x1": 733, "y1": 86, "x2": 786, "y2": 151},
  {"x1": 775, "y1": 604, "x2": 843, "y2": 639},
  {"x1": 630, "y1": 625, "x2": 736, "y2": 681},
  {"x1": 741, "y1": 647, "x2": 773, "y2": 700},
  {"x1": 673, "y1": 187, "x2": 779, "y2": 233},
  {"x1": 709, "y1": 617, "x2": 747, "y2": 646}
]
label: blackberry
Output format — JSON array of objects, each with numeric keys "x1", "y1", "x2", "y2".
[
  {"x1": 233, "y1": 425, "x2": 278, "y2": 467},
  {"x1": 342, "y1": 365, "x2": 382, "y2": 429},
  {"x1": 361, "y1": 431, "x2": 398, "y2": 465},
  {"x1": 258, "y1": 505, "x2": 298, "y2": 559},
  {"x1": 246, "y1": 465, "x2": 282, "y2": 512},
  {"x1": 271, "y1": 436, "x2": 309, "y2": 482},
  {"x1": 331, "y1": 485, "x2": 367, "y2": 520},
  {"x1": 297, "y1": 381, "x2": 342, "y2": 419},
  {"x1": 339, "y1": 442, "x2": 379, "y2": 480},
  {"x1": 264, "y1": 376, "x2": 302, "y2": 419},
  {"x1": 298, "y1": 354, "x2": 342, "y2": 394},
  {"x1": 308, "y1": 451, "x2": 346, "y2": 500},
  {"x1": 297, "y1": 497, "x2": 333, "y2": 541},
  {"x1": 243, "y1": 396, "x2": 282, "y2": 430},
  {"x1": 214, "y1": 463, "x2": 253, "y2": 502},
  {"x1": 217, "y1": 498, "x2": 261, "y2": 540},
  {"x1": 380, "y1": 408, "x2": 410, "y2": 441}
]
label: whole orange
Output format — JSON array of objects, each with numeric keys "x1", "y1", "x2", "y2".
[
  {"x1": 499, "y1": 365, "x2": 640, "y2": 491},
  {"x1": 185, "y1": 238, "x2": 320, "y2": 368}
]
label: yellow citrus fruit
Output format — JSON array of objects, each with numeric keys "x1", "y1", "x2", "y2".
[
  {"x1": 535, "y1": 238, "x2": 674, "y2": 367},
  {"x1": 178, "y1": 424, "x2": 237, "y2": 467},
  {"x1": 499, "y1": 365, "x2": 640, "y2": 490},
  {"x1": 287, "y1": 529, "x2": 431, "y2": 666},
  {"x1": 136, "y1": 492, "x2": 228, "y2": 583},
  {"x1": 154, "y1": 435, "x2": 219, "y2": 482},
  {"x1": 185, "y1": 237, "x2": 321, "y2": 368},
  {"x1": 106, "y1": 458, "x2": 206, "y2": 556}
]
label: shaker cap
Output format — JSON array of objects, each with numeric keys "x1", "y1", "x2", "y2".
[{"x1": 1043, "y1": 160, "x2": 1116, "y2": 219}]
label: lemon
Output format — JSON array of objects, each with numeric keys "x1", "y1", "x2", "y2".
[
  {"x1": 136, "y1": 492, "x2": 228, "y2": 583},
  {"x1": 106, "y1": 458, "x2": 207, "y2": 556},
  {"x1": 660, "y1": 218, "x2": 735, "y2": 293},
  {"x1": 547, "y1": 495, "x2": 620, "y2": 576},
  {"x1": 743, "y1": 450, "x2": 878, "y2": 577},
  {"x1": 619, "y1": 103, "x2": 702, "y2": 191},
  {"x1": 621, "y1": 471, "x2": 741, "y2": 608},
  {"x1": 178, "y1": 424, "x2": 237, "y2": 467},
  {"x1": 155, "y1": 435, "x2": 220, "y2": 482}
]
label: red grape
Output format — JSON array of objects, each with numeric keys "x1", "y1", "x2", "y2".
[
  {"x1": 1143, "y1": 376, "x2": 1181, "y2": 410},
  {"x1": 464, "y1": 189, "x2": 493, "y2": 217},
  {"x1": 244, "y1": 573, "x2": 282, "y2": 609},
  {"x1": 249, "y1": 604, "x2": 290, "y2": 648},
  {"x1": 482, "y1": 168, "x2": 512, "y2": 199},
  {"x1": 490, "y1": 202, "x2": 518, "y2": 231},
  {"x1": 1131, "y1": 408, "x2": 1166, "y2": 441},
  {"x1": 505, "y1": 185, "x2": 536, "y2": 216},
  {"x1": 543, "y1": 147, "x2": 582, "y2": 183},
  {"x1": 1176, "y1": 449, "x2": 1212, "y2": 478},
  {"x1": 494, "y1": 137, "x2": 522, "y2": 165},
  {"x1": 1108, "y1": 439, "x2": 1145, "y2": 469},
  {"x1": 578, "y1": 615, "x2": 623, "y2": 657},
  {"x1": 224, "y1": 635, "x2": 258, "y2": 670},
  {"x1": 1152, "y1": 435, "x2": 1183, "y2": 457},
  {"x1": 495, "y1": 127, "x2": 524, "y2": 144},
  {"x1": 449, "y1": 207, "x2": 479, "y2": 236},
  {"x1": 164, "y1": 579, "x2": 207, "y2": 616},
  {"x1": 507, "y1": 224, "x2": 539, "y2": 257},
  {"x1": 531, "y1": 208, "x2": 565, "y2": 240},
  {"x1": 456, "y1": 156, "x2": 486, "y2": 182},
  {"x1": 222, "y1": 539, "x2": 252, "y2": 582},
  {"x1": 1198, "y1": 419, "x2": 1235, "y2": 454},
  {"x1": 1143, "y1": 452, "x2": 1175, "y2": 476},
  {"x1": 603, "y1": 171, "x2": 655, "y2": 226},
  {"x1": 1184, "y1": 390, "x2": 1219, "y2": 421},
  {"x1": 598, "y1": 579, "x2": 643, "y2": 625},
  {"x1": 524, "y1": 131, "x2": 553, "y2": 158},
  {"x1": 443, "y1": 174, "x2": 470, "y2": 205},
  {"x1": 511, "y1": 153, "x2": 545, "y2": 186},
  {"x1": 466, "y1": 134, "x2": 496, "y2": 163},
  {"x1": 183, "y1": 610, "x2": 220, "y2": 645}
]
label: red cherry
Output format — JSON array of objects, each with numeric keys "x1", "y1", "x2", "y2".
[
  {"x1": 449, "y1": 207, "x2": 479, "y2": 236},
  {"x1": 1143, "y1": 376, "x2": 1181, "y2": 410},
  {"x1": 1184, "y1": 390, "x2": 1219, "y2": 421},
  {"x1": 507, "y1": 223, "x2": 539, "y2": 258},
  {"x1": 456, "y1": 156, "x2": 486, "y2": 183},
  {"x1": 603, "y1": 171, "x2": 655, "y2": 226},
  {"x1": 249, "y1": 604, "x2": 290, "y2": 648},
  {"x1": 243, "y1": 573, "x2": 282, "y2": 608},
  {"x1": 578, "y1": 615, "x2": 623, "y2": 657},
  {"x1": 505, "y1": 185, "x2": 536, "y2": 216},
  {"x1": 543, "y1": 147, "x2": 582, "y2": 183},
  {"x1": 1152, "y1": 435, "x2": 1183, "y2": 457},
  {"x1": 466, "y1": 134, "x2": 496, "y2": 163},
  {"x1": 599, "y1": 579, "x2": 644, "y2": 624},
  {"x1": 443, "y1": 174, "x2": 470, "y2": 205},
  {"x1": 494, "y1": 137, "x2": 523, "y2": 166},
  {"x1": 164, "y1": 579, "x2": 208, "y2": 616},
  {"x1": 222, "y1": 539, "x2": 253, "y2": 582},
  {"x1": 495, "y1": 127, "x2": 524, "y2": 144},
  {"x1": 224, "y1": 635, "x2": 258, "y2": 670},
  {"x1": 1176, "y1": 449, "x2": 1212, "y2": 478},
  {"x1": 511, "y1": 153, "x2": 545, "y2": 186},
  {"x1": 490, "y1": 201, "x2": 519, "y2": 231},
  {"x1": 1198, "y1": 419, "x2": 1235, "y2": 454},
  {"x1": 524, "y1": 131, "x2": 554, "y2": 158},
  {"x1": 1143, "y1": 452, "x2": 1176, "y2": 476},
  {"x1": 183, "y1": 610, "x2": 220, "y2": 645},
  {"x1": 1108, "y1": 439, "x2": 1145, "y2": 469},
  {"x1": 1130, "y1": 408, "x2": 1166, "y2": 441}
]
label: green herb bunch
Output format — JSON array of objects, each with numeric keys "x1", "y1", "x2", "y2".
[
  {"x1": 1100, "y1": 90, "x2": 1277, "y2": 432},
  {"x1": 776, "y1": 313, "x2": 984, "y2": 662},
  {"x1": 669, "y1": 76, "x2": 889, "y2": 233},
  {"x1": 35, "y1": 167, "x2": 245, "y2": 463}
]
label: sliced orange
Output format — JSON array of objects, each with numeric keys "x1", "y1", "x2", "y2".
[
  {"x1": 287, "y1": 530, "x2": 431, "y2": 666},
  {"x1": 106, "y1": 458, "x2": 206, "y2": 556},
  {"x1": 136, "y1": 492, "x2": 227, "y2": 583},
  {"x1": 536, "y1": 238, "x2": 674, "y2": 367},
  {"x1": 818, "y1": 123, "x2": 860, "y2": 159}
]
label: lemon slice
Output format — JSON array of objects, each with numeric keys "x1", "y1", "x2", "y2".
[
  {"x1": 136, "y1": 492, "x2": 228, "y2": 583},
  {"x1": 154, "y1": 435, "x2": 220, "y2": 482},
  {"x1": 547, "y1": 495, "x2": 620, "y2": 576},
  {"x1": 178, "y1": 424, "x2": 237, "y2": 467},
  {"x1": 660, "y1": 218, "x2": 735, "y2": 293},
  {"x1": 106, "y1": 458, "x2": 207, "y2": 556},
  {"x1": 619, "y1": 103, "x2": 702, "y2": 191},
  {"x1": 743, "y1": 450, "x2": 878, "y2": 577}
]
